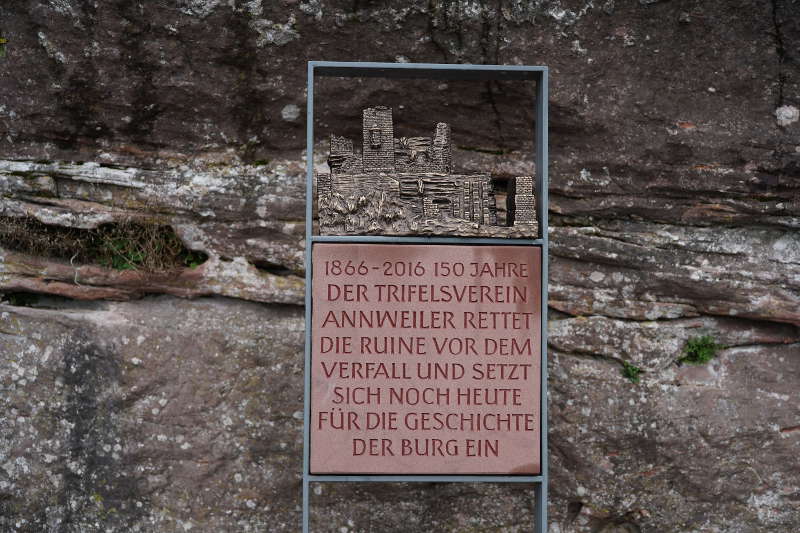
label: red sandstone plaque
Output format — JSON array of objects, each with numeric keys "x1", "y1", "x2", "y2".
[{"x1": 310, "y1": 243, "x2": 541, "y2": 475}]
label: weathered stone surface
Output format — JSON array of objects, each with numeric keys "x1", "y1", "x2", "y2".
[
  {"x1": 549, "y1": 342, "x2": 800, "y2": 532},
  {"x1": 1, "y1": 248, "x2": 304, "y2": 304},
  {"x1": 549, "y1": 315, "x2": 799, "y2": 372},
  {"x1": 1, "y1": 0, "x2": 799, "y2": 531},
  {"x1": 0, "y1": 159, "x2": 306, "y2": 304},
  {"x1": 1, "y1": 297, "x2": 306, "y2": 532},
  {"x1": 550, "y1": 222, "x2": 800, "y2": 325}
]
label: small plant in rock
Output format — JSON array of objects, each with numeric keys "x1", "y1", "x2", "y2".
[
  {"x1": 680, "y1": 335, "x2": 723, "y2": 365},
  {"x1": 621, "y1": 361, "x2": 642, "y2": 384},
  {"x1": 100, "y1": 234, "x2": 147, "y2": 270},
  {"x1": 182, "y1": 250, "x2": 207, "y2": 269}
]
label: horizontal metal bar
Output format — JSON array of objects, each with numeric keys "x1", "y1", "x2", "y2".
[
  {"x1": 311, "y1": 235, "x2": 544, "y2": 246},
  {"x1": 311, "y1": 61, "x2": 548, "y2": 71},
  {"x1": 306, "y1": 474, "x2": 543, "y2": 483},
  {"x1": 311, "y1": 61, "x2": 546, "y2": 81}
]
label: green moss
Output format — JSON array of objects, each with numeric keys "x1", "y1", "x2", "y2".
[
  {"x1": 99, "y1": 235, "x2": 147, "y2": 270},
  {"x1": 182, "y1": 250, "x2": 207, "y2": 269},
  {"x1": 0, "y1": 216, "x2": 208, "y2": 272},
  {"x1": 680, "y1": 335, "x2": 723, "y2": 365},
  {"x1": 621, "y1": 361, "x2": 642, "y2": 384}
]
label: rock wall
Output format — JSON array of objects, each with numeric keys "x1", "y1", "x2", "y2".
[{"x1": 1, "y1": 1, "x2": 798, "y2": 532}]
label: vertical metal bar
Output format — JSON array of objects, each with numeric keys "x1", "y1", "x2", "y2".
[
  {"x1": 303, "y1": 61, "x2": 315, "y2": 533},
  {"x1": 303, "y1": 479, "x2": 310, "y2": 533},
  {"x1": 535, "y1": 68, "x2": 549, "y2": 533}
]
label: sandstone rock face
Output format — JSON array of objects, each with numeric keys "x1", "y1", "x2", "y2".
[
  {"x1": 1, "y1": 297, "x2": 306, "y2": 532},
  {"x1": 0, "y1": 1, "x2": 798, "y2": 532}
]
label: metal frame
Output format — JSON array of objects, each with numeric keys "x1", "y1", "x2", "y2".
[{"x1": 304, "y1": 61, "x2": 548, "y2": 532}]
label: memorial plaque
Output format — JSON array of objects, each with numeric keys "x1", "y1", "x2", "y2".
[
  {"x1": 310, "y1": 243, "x2": 541, "y2": 475},
  {"x1": 303, "y1": 62, "x2": 549, "y2": 533}
]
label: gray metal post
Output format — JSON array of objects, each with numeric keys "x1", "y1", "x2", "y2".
[
  {"x1": 303, "y1": 59, "x2": 315, "y2": 533},
  {"x1": 535, "y1": 67, "x2": 549, "y2": 533}
]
